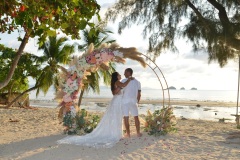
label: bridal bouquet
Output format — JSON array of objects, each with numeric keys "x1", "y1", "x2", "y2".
[{"x1": 144, "y1": 107, "x2": 177, "y2": 136}]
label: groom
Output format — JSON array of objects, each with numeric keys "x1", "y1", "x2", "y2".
[{"x1": 121, "y1": 68, "x2": 142, "y2": 137}]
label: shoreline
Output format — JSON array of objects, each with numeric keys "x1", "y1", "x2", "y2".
[
  {"x1": 83, "y1": 98, "x2": 237, "y2": 107},
  {"x1": 28, "y1": 98, "x2": 237, "y2": 107}
]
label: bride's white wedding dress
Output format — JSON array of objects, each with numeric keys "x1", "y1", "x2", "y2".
[{"x1": 57, "y1": 91, "x2": 123, "y2": 148}]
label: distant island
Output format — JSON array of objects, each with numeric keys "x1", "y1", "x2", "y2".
[
  {"x1": 168, "y1": 86, "x2": 176, "y2": 90},
  {"x1": 166, "y1": 86, "x2": 197, "y2": 90}
]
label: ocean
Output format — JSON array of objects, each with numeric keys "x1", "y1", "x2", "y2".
[
  {"x1": 29, "y1": 88, "x2": 238, "y2": 103},
  {"x1": 29, "y1": 88, "x2": 240, "y2": 122}
]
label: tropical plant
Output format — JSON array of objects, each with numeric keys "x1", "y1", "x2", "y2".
[
  {"x1": 77, "y1": 24, "x2": 116, "y2": 107},
  {"x1": 3, "y1": 36, "x2": 75, "y2": 108},
  {"x1": 144, "y1": 107, "x2": 177, "y2": 136},
  {"x1": 63, "y1": 108, "x2": 100, "y2": 135},
  {"x1": 36, "y1": 36, "x2": 75, "y2": 96},
  {"x1": 78, "y1": 23, "x2": 116, "y2": 50},
  {"x1": 0, "y1": 0, "x2": 100, "y2": 89},
  {"x1": 106, "y1": 0, "x2": 240, "y2": 66},
  {"x1": 0, "y1": 44, "x2": 40, "y2": 105}
]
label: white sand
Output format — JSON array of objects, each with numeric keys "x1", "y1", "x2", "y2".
[{"x1": 0, "y1": 107, "x2": 240, "y2": 160}]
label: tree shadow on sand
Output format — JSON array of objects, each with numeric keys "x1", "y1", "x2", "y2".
[{"x1": 0, "y1": 132, "x2": 160, "y2": 160}]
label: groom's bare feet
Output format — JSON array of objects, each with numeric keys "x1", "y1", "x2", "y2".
[
  {"x1": 137, "y1": 133, "x2": 142, "y2": 137},
  {"x1": 124, "y1": 134, "x2": 130, "y2": 138}
]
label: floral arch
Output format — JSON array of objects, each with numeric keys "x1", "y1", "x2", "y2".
[
  {"x1": 55, "y1": 43, "x2": 147, "y2": 106},
  {"x1": 55, "y1": 43, "x2": 170, "y2": 107},
  {"x1": 55, "y1": 43, "x2": 175, "y2": 136}
]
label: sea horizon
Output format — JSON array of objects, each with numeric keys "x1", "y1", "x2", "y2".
[{"x1": 29, "y1": 87, "x2": 239, "y2": 103}]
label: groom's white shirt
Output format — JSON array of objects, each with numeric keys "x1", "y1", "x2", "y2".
[{"x1": 121, "y1": 78, "x2": 141, "y2": 104}]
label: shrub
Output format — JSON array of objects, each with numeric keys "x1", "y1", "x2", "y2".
[{"x1": 144, "y1": 107, "x2": 177, "y2": 136}]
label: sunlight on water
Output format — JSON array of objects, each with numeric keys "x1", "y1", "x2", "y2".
[
  {"x1": 137, "y1": 104, "x2": 238, "y2": 123},
  {"x1": 29, "y1": 89, "x2": 239, "y2": 122}
]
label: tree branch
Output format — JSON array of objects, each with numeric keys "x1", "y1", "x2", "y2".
[
  {"x1": 184, "y1": 0, "x2": 211, "y2": 31},
  {"x1": 5, "y1": 85, "x2": 40, "y2": 108},
  {"x1": 207, "y1": 0, "x2": 231, "y2": 29},
  {"x1": 0, "y1": 32, "x2": 29, "y2": 89},
  {"x1": 184, "y1": 0, "x2": 205, "y2": 20}
]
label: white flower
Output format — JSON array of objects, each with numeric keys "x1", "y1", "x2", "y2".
[
  {"x1": 68, "y1": 66, "x2": 77, "y2": 73},
  {"x1": 90, "y1": 119, "x2": 93, "y2": 123},
  {"x1": 157, "y1": 121, "x2": 161, "y2": 125},
  {"x1": 113, "y1": 50, "x2": 123, "y2": 57},
  {"x1": 95, "y1": 122, "x2": 98, "y2": 125},
  {"x1": 70, "y1": 106, "x2": 76, "y2": 117},
  {"x1": 87, "y1": 126, "x2": 91, "y2": 130}
]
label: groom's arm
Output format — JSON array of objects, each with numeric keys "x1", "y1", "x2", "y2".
[
  {"x1": 137, "y1": 90, "x2": 141, "y2": 103},
  {"x1": 137, "y1": 80, "x2": 141, "y2": 103}
]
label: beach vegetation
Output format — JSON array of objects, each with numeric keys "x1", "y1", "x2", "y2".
[
  {"x1": 0, "y1": 0, "x2": 100, "y2": 89},
  {"x1": 63, "y1": 108, "x2": 100, "y2": 135},
  {"x1": 36, "y1": 36, "x2": 76, "y2": 96},
  {"x1": 144, "y1": 107, "x2": 177, "y2": 136},
  {"x1": 0, "y1": 44, "x2": 40, "y2": 105},
  {"x1": 106, "y1": 0, "x2": 240, "y2": 66},
  {"x1": 4, "y1": 36, "x2": 76, "y2": 108}
]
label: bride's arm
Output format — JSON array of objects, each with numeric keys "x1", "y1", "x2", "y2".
[
  {"x1": 112, "y1": 87, "x2": 121, "y2": 95},
  {"x1": 115, "y1": 78, "x2": 132, "y2": 88}
]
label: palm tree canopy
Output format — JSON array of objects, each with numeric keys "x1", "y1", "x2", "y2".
[{"x1": 36, "y1": 36, "x2": 75, "y2": 95}]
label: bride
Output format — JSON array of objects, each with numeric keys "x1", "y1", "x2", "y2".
[{"x1": 57, "y1": 72, "x2": 133, "y2": 148}]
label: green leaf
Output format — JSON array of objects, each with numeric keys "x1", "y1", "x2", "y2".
[
  {"x1": 88, "y1": 22, "x2": 95, "y2": 27},
  {"x1": 27, "y1": 18, "x2": 33, "y2": 28},
  {"x1": 46, "y1": 30, "x2": 56, "y2": 37},
  {"x1": 89, "y1": 28, "x2": 95, "y2": 38},
  {"x1": 18, "y1": 37, "x2": 23, "y2": 41},
  {"x1": 79, "y1": 20, "x2": 87, "y2": 30},
  {"x1": 61, "y1": 23, "x2": 69, "y2": 29},
  {"x1": 73, "y1": 0, "x2": 80, "y2": 5}
]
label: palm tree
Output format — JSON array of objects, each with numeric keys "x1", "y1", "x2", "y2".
[
  {"x1": 35, "y1": 36, "x2": 75, "y2": 96},
  {"x1": 5, "y1": 36, "x2": 75, "y2": 108},
  {"x1": 77, "y1": 24, "x2": 116, "y2": 107}
]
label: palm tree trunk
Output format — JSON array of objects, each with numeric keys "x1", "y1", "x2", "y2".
[
  {"x1": 5, "y1": 85, "x2": 39, "y2": 108},
  {"x1": 77, "y1": 89, "x2": 85, "y2": 108},
  {"x1": 0, "y1": 32, "x2": 29, "y2": 89}
]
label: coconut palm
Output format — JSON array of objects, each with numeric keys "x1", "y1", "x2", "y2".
[
  {"x1": 5, "y1": 36, "x2": 75, "y2": 108},
  {"x1": 35, "y1": 36, "x2": 75, "y2": 96},
  {"x1": 77, "y1": 24, "x2": 116, "y2": 107}
]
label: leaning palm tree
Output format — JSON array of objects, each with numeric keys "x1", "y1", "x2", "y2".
[
  {"x1": 77, "y1": 24, "x2": 116, "y2": 107},
  {"x1": 35, "y1": 36, "x2": 75, "y2": 97}
]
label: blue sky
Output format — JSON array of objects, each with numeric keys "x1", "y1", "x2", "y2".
[{"x1": 0, "y1": 0, "x2": 239, "y2": 90}]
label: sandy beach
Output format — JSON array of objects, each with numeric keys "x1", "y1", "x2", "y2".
[{"x1": 0, "y1": 105, "x2": 240, "y2": 160}]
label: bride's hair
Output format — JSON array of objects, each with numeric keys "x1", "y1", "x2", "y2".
[{"x1": 111, "y1": 72, "x2": 119, "y2": 94}]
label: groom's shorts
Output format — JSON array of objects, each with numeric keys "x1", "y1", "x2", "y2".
[{"x1": 122, "y1": 102, "x2": 138, "y2": 117}]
